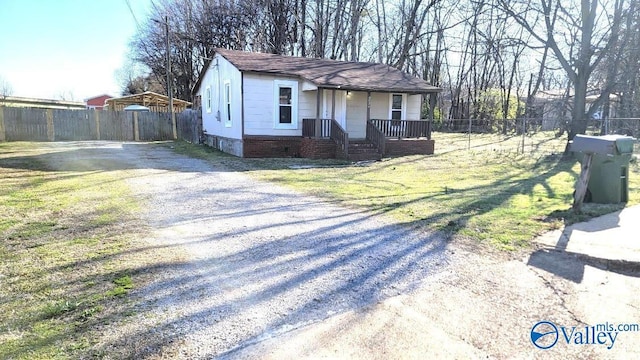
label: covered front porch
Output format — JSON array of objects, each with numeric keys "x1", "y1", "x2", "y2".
[
  {"x1": 303, "y1": 88, "x2": 437, "y2": 160},
  {"x1": 298, "y1": 86, "x2": 438, "y2": 160},
  {"x1": 301, "y1": 117, "x2": 434, "y2": 160}
]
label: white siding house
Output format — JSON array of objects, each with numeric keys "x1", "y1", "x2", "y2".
[
  {"x1": 193, "y1": 49, "x2": 441, "y2": 159},
  {"x1": 198, "y1": 54, "x2": 243, "y2": 156}
]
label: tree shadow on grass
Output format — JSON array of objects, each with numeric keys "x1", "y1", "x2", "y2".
[
  {"x1": 0, "y1": 141, "x2": 450, "y2": 358},
  {"x1": 7, "y1": 197, "x2": 451, "y2": 359},
  {"x1": 353, "y1": 156, "x2": 578, "y2": 246},
  {"x1": 85, "y1": 156, "x2": 582, "y2": 357},
  {"x1": 0, "y1": 141, "x2": 586, "y2": 358}
]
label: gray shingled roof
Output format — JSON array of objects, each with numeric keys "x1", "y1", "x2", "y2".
[{"x1": 211, "y1": 48, "x2": 441, "y2": 94}]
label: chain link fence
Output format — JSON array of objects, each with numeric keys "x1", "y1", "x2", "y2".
[{"x1": 432, "y1": 118, "x2": 640, "y2": 156}]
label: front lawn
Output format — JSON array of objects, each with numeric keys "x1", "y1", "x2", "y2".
[
  {"x1": 0, "y1": 142, "x2": 177, "y2": 359},
  {"x1": 175, "y1": 132, "x2": 640, "y2": 250}
]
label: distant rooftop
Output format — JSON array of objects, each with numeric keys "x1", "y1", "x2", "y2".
[
  {"x1": 105, "y1": 91, "x2": 191, "y2": 112},
  {"x1": 0, "y1": 95, "x2": 85, "y2": 109}
]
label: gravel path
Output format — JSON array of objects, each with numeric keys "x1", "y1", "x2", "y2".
[
  {"x1": 76, "y1": 142, "x2": 452, "y2": 358},
  {"x1": 24, "y1": 141, "x2": 640, "y2": 359}
]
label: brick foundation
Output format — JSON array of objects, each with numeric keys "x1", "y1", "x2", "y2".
[
  {"x1": 204, "y1": 134, "x2": 434, "y2": 158},
  {"x1": 300, "y1": 138, "x2": 337, "y2": 159},
  {"x1": 243, "y1": 136, "x2": 302, "y2": 158},
  {"x1": 385, "y1": 139, "x2": 435, "y2": 156}
]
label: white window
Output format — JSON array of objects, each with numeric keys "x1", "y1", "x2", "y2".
[
  {"x1": 274, "y1": 80, "x2": 298, "y2": 129},
  {"x1": 390, "y1": 93, "x2": 405, "y2": 120},
  {"x1": 205, "y1": 86, "x2": 212, "y2": 113},
  {"x1": 224, "y1": 80, "x2": 231, "y2": 127}
]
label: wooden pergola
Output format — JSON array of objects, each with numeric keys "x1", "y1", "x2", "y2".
[{"x1": 105, "y1": 91, "x2": 191, "y2": 112}]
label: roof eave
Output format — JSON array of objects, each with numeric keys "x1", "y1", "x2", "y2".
[{"x1": 312, "y1": 84, "x2": 442, "y2": 94}]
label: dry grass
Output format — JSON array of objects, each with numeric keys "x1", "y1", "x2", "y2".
[
  {"x1": 174, "y1": 132, "x2": 639, "y2": 250},
  {"x1": 1, "y1": 136, "x2": 636, "y2": 357},
  {"x1": 0, "y1": 142, "x2": 183, "y2": 359}
]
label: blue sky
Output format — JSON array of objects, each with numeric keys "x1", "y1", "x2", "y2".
[{"x1": 0, "y1": 0, "x2": 152, "y2": 101}]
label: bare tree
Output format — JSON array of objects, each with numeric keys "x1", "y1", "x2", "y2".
[
  {"x1": 617, "y1": 9, "x2": 640, "y2": 118},
  {"x1": 130, "y1": 0, "x2": 256, "y2": 102},
  {"x1": 500, "y1": 0, "x2": 629, "y2": 145},
  {"x1": 57, "y1": 90, "x2": 76, "y2": 101},
  {"x1": 250, "y1": 0, "x2": 297, "y2": 54},
  {"x1": 0, "y1": 75, "x2": 13, "y2": 100},
  {"x1": 126, "y1": 0, "x2": 637, "y2": 134},
  {"x1": 439, "y1": 0, "x2": 527, "y2": 123},
  {"x1": 593, "y1": 1, "x2": 640, "y2": 119}
]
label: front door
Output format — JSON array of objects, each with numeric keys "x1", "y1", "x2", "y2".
[{"x1": 322, "y1": 90, "x2": 347, "y2": 129}]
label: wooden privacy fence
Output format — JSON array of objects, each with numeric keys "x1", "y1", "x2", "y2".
[
  {"x1": 176, "y1": 109, "x2": 202, "y2": 144},
  {"x1": 0, "y1": 107, "x2": 202, "y2": 143}
]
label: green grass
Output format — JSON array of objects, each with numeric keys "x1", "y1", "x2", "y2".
[
  {"x1": 172, "y1": 132, "x2": 640, "y2": 250},
  {"x1": 1, "y1": 137, "x2": 635, "y2": 356},
  {"x1": 107, "y1": 275, "x2": 134, "y2": 297},
  {"x1": 0, "y1": 142, "x2": 163, "y2": 359}
]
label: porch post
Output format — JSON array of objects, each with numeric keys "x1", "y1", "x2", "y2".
[
  {"x1": 331, "y1": 89, "x2": 336, "y2": 122},
  {"x1": 315, "y1": 87, "x2": 322, "y2": 138},
  {"x1": 429, "y1": 92, "x2": 436, "y2": 120},
  {"x1": 366, "y1": 91, "x2": 371, "y2": 121},
  {"x1": 428, "y1": 92, "x2": 436, "y2": 140}
]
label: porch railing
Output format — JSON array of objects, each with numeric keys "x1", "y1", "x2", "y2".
[
  {"x1": 366, "y1": 120, "x2": 386, "y2": 155},
  {"x1": 302, "y1": 118, "x2": 332, "y2": 138},
  {"x1": 302, "y1": 118, "x2": 349, "y2": 158},
  {"x1": 330, "y1": 120, "x2": 349, "y2": 159},
  {"x1": 369, "y1": 119, "x2": 432, "y2": 139}
]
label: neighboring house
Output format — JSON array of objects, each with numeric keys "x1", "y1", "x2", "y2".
[
  {"x1": 528, "y1": 90, "x2": 619, "y2": 131},
  {"x1": 0, "y1": 95, "x2": 85, "y2": 109},
  {"x1": 84, "y1": 94, "x2": 113, "y2": 110},
  {"x1": 193, "y1": 49, "x2": 441, "y2": 160}
]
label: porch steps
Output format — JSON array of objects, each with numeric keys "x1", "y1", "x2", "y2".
[{"x1": 347, "y1": 140, "x2": 381, "y2": 161}]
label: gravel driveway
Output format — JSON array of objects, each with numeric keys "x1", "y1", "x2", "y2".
[
  {"x1": 64, "y1": 142, "x2": 452, "y2": 358},
  {"x1": 29, "y1": 141, "x2": 640, "y2": 359}
]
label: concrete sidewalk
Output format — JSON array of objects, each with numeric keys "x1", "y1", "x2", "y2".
[{"x1": 534, "y1": 204, "x2": 640, "y2": 265}]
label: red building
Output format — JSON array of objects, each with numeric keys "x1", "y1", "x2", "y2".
[{"x1": 85, "y1": 94, "x2": 113, "y2": 110}]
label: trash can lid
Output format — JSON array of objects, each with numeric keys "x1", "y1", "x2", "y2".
[
  {"x1": 613, "y1": 136, "x2": 635, "y2": 154},
  {"x1": 571, "y1": 134, "x2": 636, "y2": 155}
]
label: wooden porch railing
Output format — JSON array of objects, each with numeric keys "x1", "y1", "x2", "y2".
[
  {"x1": 330, "y1": 120, "x2": 349, "y2": 159},
  {"x1": 302, "y1": 118, "x2": 332, "y2": 138},
  {"x1": 369, "y1": 119, "x2": 432, "y2": 139},
  {"x1": 366, "y1": 120, "x2": 386, "y2": 155},
  {"x1": 304, "y1": 118, "x2": 432, "y2": 158},
  {"x1": 303, "y1": 118, "x2": 349, "y2": 158}
]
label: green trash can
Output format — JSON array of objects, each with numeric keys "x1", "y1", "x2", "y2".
[{"x1": 571, "y1": 135, "x2": 635, "y2": 204}]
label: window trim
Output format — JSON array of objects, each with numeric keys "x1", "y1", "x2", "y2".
[
  {"x1": 223, "y1": 80, "x2": 232, "y2": 127},
  {"x1": 389, "y1": 93, "x2": 406, "y2": 120},
  {"x1": 273, "y1": 80, "x2": 298, "y2": 130},
  {"x1": 205, "y1": 86, "x2": 212, "y2": 113}
]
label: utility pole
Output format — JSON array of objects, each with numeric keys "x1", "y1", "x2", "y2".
[
  {"x1": 165, "y1": 16, "x2": 176, "y2": 139},
  {"x1": 154, "y1": 16, "x2": 177, "y2": 139}
]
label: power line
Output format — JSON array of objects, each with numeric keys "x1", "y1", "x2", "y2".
[{"x1": 124, "y1": 0, "x2": 141, "y2": 30}]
